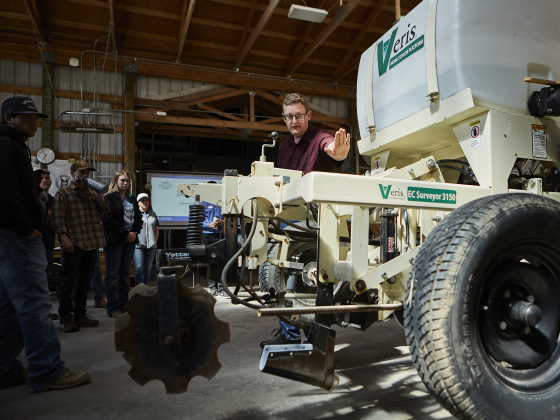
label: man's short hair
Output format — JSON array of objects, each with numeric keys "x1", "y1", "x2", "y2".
[{"x1": 283, "y1": 93, "x2": 309, "y2": 114}]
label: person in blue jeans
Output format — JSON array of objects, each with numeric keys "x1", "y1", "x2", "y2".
[
  {"x1": 201, "y1": 182, "x2": 228, "y2": 298},
  {"x1": 102, "y1": 171, "x2": 143, "y2": 317},
  {"x1": 0, "y1": 96, "x2": 90, "y2": 391},
  {"x1": 134, "y1": 193, "x2": 159, "y2": 286},
  {"x1": 90, "y1": 250, "x2": 107, "y2": 307}
]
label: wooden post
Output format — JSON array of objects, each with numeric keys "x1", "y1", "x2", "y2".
[
  {"x1": 124, "y1": 71, "x2": 137, "y2": 176},
  {"x1": 249, "y1": 90, "x2": 255, "y2": 122},
  {"x1": 41, "y1": 62, "x2": 54, "y2": 151}
]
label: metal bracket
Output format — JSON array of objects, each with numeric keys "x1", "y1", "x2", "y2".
[
  {"x1": 259, "y1": 323, "x2": 339, "y2": 390},
  {"x1": 157, "y1": 267, "x2": 181, "y2": 346}
]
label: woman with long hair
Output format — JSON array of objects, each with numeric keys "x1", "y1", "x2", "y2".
[{"x1": 101, "y1": 171, "x2": 142, "y2": 317}]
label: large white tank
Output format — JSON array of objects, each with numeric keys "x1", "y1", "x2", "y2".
[{"x1": 357, "y1": 0, "x2": 560, "y2": 157}]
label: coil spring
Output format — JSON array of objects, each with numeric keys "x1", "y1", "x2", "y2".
[{"x1": 187, "y1": 204, "x2": 205, "y2": 245}]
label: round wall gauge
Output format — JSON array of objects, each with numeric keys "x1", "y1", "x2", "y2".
[{"x1": 36, "y1": 148, "x2": 56, "y2": 164}]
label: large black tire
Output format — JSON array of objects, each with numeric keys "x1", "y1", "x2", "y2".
[
  {"x1": 405, "y1": 194, "x2": 560, "y2": 420},
  {"x1": 259, "y1": 222, "x2": 317, "y2": 330}
]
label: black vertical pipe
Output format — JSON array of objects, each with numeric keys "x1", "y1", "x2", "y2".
[{"x1": 380, "y1": 208, "x2": 397, "y2": 263}]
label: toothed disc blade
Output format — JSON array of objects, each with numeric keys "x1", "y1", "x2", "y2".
[{"x1": 115, "y1": 283, "x2": 230, "y2": 393}]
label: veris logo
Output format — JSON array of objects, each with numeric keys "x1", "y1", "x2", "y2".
[
  {"x1": 378, "y1": 184, "x2": 405, "y2": 200},
  {"x1": 378, "y1": 23, "x2": 424, "y2": 76}
]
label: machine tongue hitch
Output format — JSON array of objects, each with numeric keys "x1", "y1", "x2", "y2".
[{"x1": 259, "y1": 323, "x2": 339, "y2": 390}]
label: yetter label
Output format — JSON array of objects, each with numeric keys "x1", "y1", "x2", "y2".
[{"x1": 408, "y1": 187, "x2": 456, "y2": 204}]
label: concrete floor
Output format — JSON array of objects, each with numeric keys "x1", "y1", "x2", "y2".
[{"x1": 1, "y1": 278, "x2": 454, "y2": 420}]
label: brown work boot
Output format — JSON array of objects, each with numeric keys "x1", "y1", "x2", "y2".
[
  {"x1": 94, "y1": 299, "x2": 107, "y2": 308},
  {"x1": 73, "y1": 313, "x2": 99, "y2": 327},
  {"x1": 41, "y1": 370, "x2": 91, "y2": 391},
  {"x1": 59, "y1": 316, "x2": 79, "y2": 333}
]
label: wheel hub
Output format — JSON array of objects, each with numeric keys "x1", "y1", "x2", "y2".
[
  {"x1": 302, "y1": 262, "x2": 317, "y2": 287},
  {"x1": 479, "y1": 261, "x2": 560, "y2": 369}
]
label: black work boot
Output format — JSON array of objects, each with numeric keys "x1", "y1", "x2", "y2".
[
  {"x1": 59, "y1": 316, "x2": 80, "y2": 333},
  {"x1": 73, "y1": 313, "x2": 99, "y2": 327},
  {"x1": 260, "y1": 329, "x2": 300, "y2": 349}
]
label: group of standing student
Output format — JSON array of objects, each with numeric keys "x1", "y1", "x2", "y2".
[{"x1": 0, "y1": 96, "x2": 162, "y2": 392}]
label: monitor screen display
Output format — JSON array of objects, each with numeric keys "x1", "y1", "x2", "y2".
[{"x1": 147, "y1": 172, "x2": 222, "y2": 228}]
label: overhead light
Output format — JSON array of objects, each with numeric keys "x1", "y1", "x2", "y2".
[
  {"x1": 288, "y1": 5, "x2": 328, "y2": 23},
  {"x1": 59, "y1": 123, "x2": 115, "y2": 134},
  {"x1": 69, "y1": 57, "x2": 80, "y2": 67}
]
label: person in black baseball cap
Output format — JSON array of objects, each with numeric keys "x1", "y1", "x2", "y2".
[
  {"x1": 1, "y1": 96, "x2": 49, "y2": 141},
  {"x1": 0, "y1": 96, "x2": 92, "y2": 391}
]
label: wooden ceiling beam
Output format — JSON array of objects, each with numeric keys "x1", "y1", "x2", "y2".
[
  {"x1": 22, "y1": 0, "x2": 47, "y2": 45},
  {"x1": 196, "y1": 103, "x2": 244, "y2": 122},
  {"x1": 287, "y1": 0, "x2": 325, "y2": 73},
  {"x1": 235, "y1": 0, "x2": 258, "y2": 69},
  {"x1": 233, "y1": 0, "x2": 280, "y2": 71},
  {"x1": 337, "y1": 56, "x2": 361, "y2": 83},
  {"x1": 286, "y1": 0, "x2": 363, "y2": 77},
  {"x1": 254, "y1": 90, "x2": 349, "y2": 124},
  {"x1": 176, "y1": 0, "x2": 197, "y2": 63},
  {"x1": 137, "y1": 128, "x2": 269, "y2": 142},
  {"x1": 333, "y1": 0, "x2": 387, "y2": 83},
  {"x1": 138, "y1": 123, "x2": 272, "y2": 138},
  {"x1": 61, "y1": 0, "x2": 409, "y2": 31},
  {"x1": 107, "y1": 0, "x2": 117, "y2": 53},
  {"x1": 135, "y1": 87, "x2": 237, "y2": 110},
  {"x1": 185, "y1": 88, "x2": 248, "y2": 106},
  {"x1": 0, "y1": 40, "x2": 353, "y2": 98},
  {"x1": 134, "y1": 113, "x2": 289, "y2": 132},
  {"x1": 0, "y1": 83, "x2": 123, "y2": 105}
]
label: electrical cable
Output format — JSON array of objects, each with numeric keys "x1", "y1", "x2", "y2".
[
  {"x1": 77, "y1": 50, "x2": 355, "y2": 91},
  {"x1": 27, "y1": 11, "x2": 61, "y2": 120},
  {"x1": 220, "y1": 200, "x2": 265, "y2": 309}
]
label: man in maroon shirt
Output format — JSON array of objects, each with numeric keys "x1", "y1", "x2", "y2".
[
  {"x1": 278, "y1": 92, "x2": 350, "y2": 174},
  {"x1": 261, "y1": 93, "x2": 350, "y2": 348}
]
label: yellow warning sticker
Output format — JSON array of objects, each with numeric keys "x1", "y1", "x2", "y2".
[{"x1": 532, "y1": 124, "x2": 547, "y2": 159}]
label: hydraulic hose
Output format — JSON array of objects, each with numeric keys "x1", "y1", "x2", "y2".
[
  {"x1": 403, "y1": 209, "x2": 410, "y2": 253},
  {"x1": 436, "y1": 159, "x2": 470, "y2": 168},
  {"x1": 220, "y1": 199, "x2": 266, "y2": 309},
  {"x1": 270, "y1": 221, "x2": 316, "y2": 242},
  {"x1": 233, "y1": 216, "x2": 246, "y2": 296},
  {"x1": 437, "y1": 165, "x2": 474, "y2": 178},
  {"x1": 273, "y1": 217, "x2": 317, "y2": 233}
]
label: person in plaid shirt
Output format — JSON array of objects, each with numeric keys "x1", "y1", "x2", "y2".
[{"x1": 52, "y1": 161, "x2": 109, "y2": 333}]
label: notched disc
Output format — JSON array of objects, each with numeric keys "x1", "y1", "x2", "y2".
[{"x1": 115, "y1": 283, "x2": 230, "y2": 393}]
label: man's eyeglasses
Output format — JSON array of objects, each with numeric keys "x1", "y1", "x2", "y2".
[{"x1": 283, "y1": 113, "x2": 307, "y2": 122}]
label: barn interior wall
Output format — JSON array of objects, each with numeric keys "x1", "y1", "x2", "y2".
[{"x1": 1, "y1": 59, "x2": 349, "y2": 181}]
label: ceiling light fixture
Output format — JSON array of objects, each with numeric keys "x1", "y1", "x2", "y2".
[{"x1": 288, "y1": 5, "x2": 328, "y2": 23}]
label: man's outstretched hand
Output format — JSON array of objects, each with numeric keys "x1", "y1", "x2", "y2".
[{"x1": 325, "y1": 128, "x2": 351, "y2": 161}]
